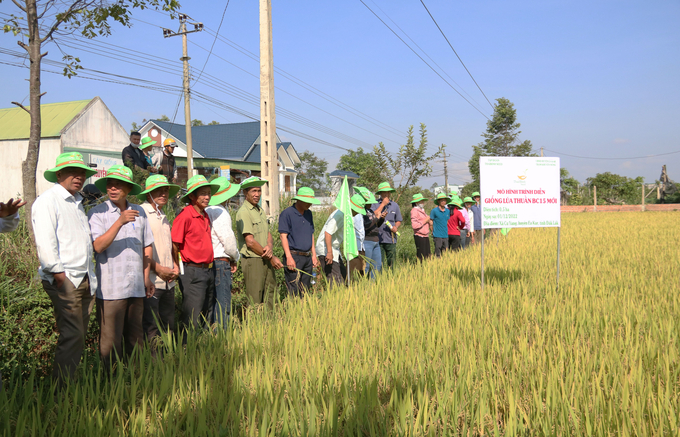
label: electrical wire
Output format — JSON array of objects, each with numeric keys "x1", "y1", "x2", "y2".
[
  {"x1": 358, "y1": 0, "x2": 490, "y2": 120},
  {"x1": 193, "y1": 0, "x2": 230, "y2": 85},
  {"x1": 419, "y1": 0, "x2": 494, "y2": 109},
  {"x1": 543, "y1": 148, "x2": 680, "y2": 160}
]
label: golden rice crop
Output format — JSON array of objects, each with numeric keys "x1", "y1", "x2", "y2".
[{"x1": 3, "y1": 211, "x2": 679, "y2": 436}]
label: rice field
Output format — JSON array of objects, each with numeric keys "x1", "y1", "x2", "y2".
[{"x1": 2, "y1": 211, "x2": 679, "y2": 436}]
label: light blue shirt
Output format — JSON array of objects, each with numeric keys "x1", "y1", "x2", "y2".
[
  {"x1": 88, "y1": 200, "x2": 154, "y2": 300},
  {"x1": 353, "y1": 213, "x2": 365, "y2": 251}
]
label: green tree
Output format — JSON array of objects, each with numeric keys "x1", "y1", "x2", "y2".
[
  {"x1": 373, "y1": 124, "x2": 444, "y2": 203},
  {"x1": 466, "y1": 98, "x2": 536, "y2": 193},
  {"x1": 2, "y1": 0, "x2": 180, "y2": 235},
  {"x1": 208, "y1": 120, "x2": 220, "y2": 125},
  {"x1": 586, "y1": 172, "x2": 644, "y2": 205},
  {"x1": 191, "y1": 119, "x2": 204, "y2": 127},
  {"x1": 295, "y1": 151, "x2": 329, "y2": 194},
  {"x1": 158, "y1": 114, "x2": 170, "y2": 121},
  {"x1": 336, "y1": 147, "x2": 381, "y2": 188},
  {"x1": 130, "y1": 121, "x2": 140, "y2": 133},
  {"x1": 560, "y1": 168, "x2": 581, "y2": 205}
]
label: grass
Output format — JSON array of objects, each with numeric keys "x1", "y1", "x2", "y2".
[{"x1": 2, "y1": 211, "x2": 680, "y2": 435}]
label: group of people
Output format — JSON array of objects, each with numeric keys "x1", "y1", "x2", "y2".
[
  {"x1": 122, "y1": 132, "x2": 179, "y2": 182},
  {"x1": 410, "y1": 191, "x2": 483, "y2": 260}
]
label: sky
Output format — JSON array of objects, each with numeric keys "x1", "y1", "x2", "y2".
[{"x1": 1, "y1": 0, "x2": 679, "y2": 188}]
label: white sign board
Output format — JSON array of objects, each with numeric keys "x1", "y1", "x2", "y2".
[
  {"x1": 480, "y1": 157, "x2": 561, "y2": 228},
  {"x1": 89, "y1": 154, "x2": 123, "y2": 181}
]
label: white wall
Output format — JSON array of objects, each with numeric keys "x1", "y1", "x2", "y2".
[
  {"x1": 0, "y1": 138, "x2": 62, "y2": 200},
  {"x1": 60, "y1": 98, "x2": 129, "y2": 153}
]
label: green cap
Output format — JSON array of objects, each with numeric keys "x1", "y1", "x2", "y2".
[
  {"x1": 137, "y1": 174, "x2": 180, "y2": 202},
  {"x1": 354, "y1": 186, "x2": 378, "y2": 204},
  {"x1": 410, "y1": 193, "x2": 427, "y2": 203},
  {"x1": 44, "y1": 152, "x2": 97, "y2": 183},
  {"x1": 208, "y1": 177, "x2": 241, "y2": 206},
  {"x1": 292, "y1": 187, "x2": 321, "y2": 205},
  {"x1": 435, "y1": 192, "x2": 451, "y2": 202},
  {"x1": 181, "y1": 175, "x2": 220, "y2": 203},
  {"x1": 139, "y1": 137, "x2": 157, "y2": 150},
  {"x1": 94, "y1": 165, "x2": 142, "y2": 195},
  {"x1": 240, "y1": 176, "x2": 268, "y2": 190},
  {"x1": 350, "y1": 193, "x2": 367, "y2": 215},
  {"x1": 463, "y1": 196, "x2": 474, "y2": 204},
  {"x1": 448, "y1": 198, "x2": 463, "y2": 208},
  {"x1": 375, "y1": 181, "x2": 396, "y2": 193},
  {"x1": 472, "y1": 191, "x2": 480, "y2": 198}
]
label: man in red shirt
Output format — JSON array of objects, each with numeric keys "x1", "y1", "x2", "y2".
[
  {"x1": 447, "y1": 198, "x2": 467, "y2": 251},
  {"x1": 171, "y1": 175, "x2": 219, "y2": 332}
]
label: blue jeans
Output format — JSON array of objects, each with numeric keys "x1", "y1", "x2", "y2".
[
  {"x1": 212, "y1": 259, "x2": 232, "y2": 329},
  {"x1": 364, "y1": 240, "x2": 382, "y2": 278}
]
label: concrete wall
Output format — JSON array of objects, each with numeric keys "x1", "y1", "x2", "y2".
[
  {"x1": 0, "y1": 138, "x2": 61, "y2": 200},
  {"x1": 561, "y1": 204, "x2": 679, "y2": 212},
  {"x1": 60, "y1": 98, "x2": 129, "y2": 153}
]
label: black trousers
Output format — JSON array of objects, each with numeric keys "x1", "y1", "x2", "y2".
[
  {"x1": 283, "y1": 253, "x2": 313, "y2": 297},
  {"x1": 143, "y1": 287, "x2": 175, "y2": 343},
  {"x1": 178, "y1": 265, "x2": 215, "y2": 331},
  {"x1": 413, "y1": 235, "x2": 431, "y2": 261},
  {"x1": 318, "y1": 256, "x2": 346, "y2": 287},
  {"x1": 434, "y1": 237, "x2": 448, "y2": 257},
  {"x1": 448, "y1": 235, "x2": 461, "y2": 251}
]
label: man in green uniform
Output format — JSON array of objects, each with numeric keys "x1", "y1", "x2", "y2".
[{"x1": 235, "y1": 176, "x2": 283, "y2": 308}]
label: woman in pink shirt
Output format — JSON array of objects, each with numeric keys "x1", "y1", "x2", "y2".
[{"x1": 410, "y1": 193, "x2": 432, "y2": 261}]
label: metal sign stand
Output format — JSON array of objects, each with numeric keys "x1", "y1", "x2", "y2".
[{"x1": 481, "y1": 226, "x2": 485, "y2": 291}]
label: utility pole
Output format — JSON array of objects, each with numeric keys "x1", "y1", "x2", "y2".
[
  {"x1": 260, "y1": 0, "x2": 279, "y2": 216},
  {"x1": 163, "y1": 14, "x2": 203, "y2": 179},
  {"x1": 540, "y1": 147, "x2": 544, "y2": 157}
]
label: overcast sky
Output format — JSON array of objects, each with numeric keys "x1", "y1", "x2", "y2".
[{"x1": 1, "y1": 0, "x2": 679, "y2": 187}]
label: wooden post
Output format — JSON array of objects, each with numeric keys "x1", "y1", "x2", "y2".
[
  {"x1": 593, "y1": 186, "x2": 597, "y2": 212},
  {"x1": 641, "y1": 183, "x2": 645, "y2": 212},
  {"x1": 657, "y1": 185, "x2": 661, "y2": 200}
]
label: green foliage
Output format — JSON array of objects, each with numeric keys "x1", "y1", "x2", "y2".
[
  {"x1": 208, "y1": 120, "x2": 220, "y2": 125},
  {"x1": 158, "y1": 114, "x2": 170, "y2": 122},
  {"x1": 191, "y1": 119, "x2": 204, "y2": 127},
  {"x1": 336, "y1": 147, "x2": 381, "y2": 188},
  {"x1": 294, "y1": 151, "x2": 329, "y2": 194},
  {"x1": 586, "y1": 172, "x2": 644, "y2": 205},
  {"x1": 468, "y1": 98, "x2": 536, "y2": 188}
]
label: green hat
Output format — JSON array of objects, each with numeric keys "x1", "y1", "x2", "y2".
[
  {"x1": 94, "y1": 165, "x2": 142, "y2": 195},
  {"x1": 410, "y1": 193, "x2": 427, "y2": 203},
  {"x1": 139, "y1": 137, "x2": 157, "y2": 150},
  {"x1": 181, "y1": 175, "x2": 220, "y2": 203},
  {"x1": 349, "y1": 193, "x2": 367, "y2": 215},
  {"x1": 137, "y1": 174, "x2": 180, "y2": 202},
  {"x1": 471, "y1": 191, "x2": 480, "y2": 198},
  {"x1": 292, "y1": 187, "x2": 321, "y2": 205},
  {"x1": 354, "y1": 186, "x2": 378, "y2": 204},
  {"x1": 463, "y1": 196, "x2": 474, "y2": 204},
  {"x1": 240, "y1": 176, "x2": 268, "y2": 190},
  {"x1": 435, "y1": 192, "x2": 451, "y2": 202},
  {"x1": 209, "y1": 177, "x2": 241, "y2": 206},
  {"x1": 44, "y1": 152, "x2": 97, "y2": 183},
  {"x1": 448, "y1": 198, "x2": 463, "y2": 208},
  {"x1": 375, "y1": 181, "x2": 396, "y2": 193}
]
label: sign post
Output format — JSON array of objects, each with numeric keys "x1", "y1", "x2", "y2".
[{"x1": 479, "y1": 157, "x2": 561, "y2": 290}]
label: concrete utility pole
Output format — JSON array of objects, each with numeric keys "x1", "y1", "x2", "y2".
[
  {"x1": 540, "y1": 147, "x2": 544, "y2": 157},
  {"x1": 260, "y1": 0, "x2": 279, "y2": 216},
  {"x1": 163, "y1": 15, "x2": 203, "y2": 179}
]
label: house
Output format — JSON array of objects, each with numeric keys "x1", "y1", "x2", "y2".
[
  {"x1": 138, "y1": 120, "x2": 300, "y2": 194},
  {"x1": 0, "y1": 97, "x2": 129, "y2": 200}
]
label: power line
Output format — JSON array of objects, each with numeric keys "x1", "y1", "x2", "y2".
[
  {"x1": 358, "y1": 0, "x2": 490, "y2": 120},
  {"x1": 193, "y1": 0, "x2": 230, "y2": 85},
  {"x1": 543, "y1": 148, "x2": 680, "y2": 160},
  {"x1": 419, "y1": 0, "x2": 494, "y2": 109}
]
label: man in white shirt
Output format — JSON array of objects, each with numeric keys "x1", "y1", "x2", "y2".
[
  {"x1": 31, "y1": 152, "x2": 98, "y2": 381},
  {"x1": 136, "y1": 175, "x2": 181, "y2": 346},
  {"x1": 315, "y1": 193, "x2": 366, "y2": 286},
  {"x1": 204, "y1": 177, "x2": 240, "y2": 328},
  {"x1": 88, "y1": 165, "x2": 154, "y2": 370},
  {"x1": 0, "y1": 197, "x2": 25, "y2": 233}
]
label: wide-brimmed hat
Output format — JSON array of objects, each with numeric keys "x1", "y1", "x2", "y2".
[
  {"x1": 354, "y1": 186, "x2": 378, "y2": 204},
  {"x1": 94, "y1": 165, "x2": 142, "y2": 195},
  {"x1": 448, "y1": 198, "x2": 463, "y2": 208},
  {"x1": 136, "y1": 174, "x2": 180, "y2": 202},
  {"x1": 209, "y1": 177, "x2": 241, "y2": 206},
  {"x1": 163, "y1": 138, "x2": 177, "y2": 147},
  {"x1": 411, "y1": 193, "x2": 427, "y2": 203},
  {"x1": 44, "y1": 152, "x2": 97, "y2": 183},
  {"x1": 375, "y1": 181, "x2": 396, "y2": 193},
  {"x1": 240, "y1": 176, "x2": 268, "y2": 190},
  {"x1": 139, "y1": 137, "x2": 157, "y2": 150},
  {"x1": 435, "y1": 192, "x2": 451, "y2": 202},
  {"x1": 292, "y1": 187, "x2": 321, "y2": 205},
  {"x1": 349, "y1": 193, "x2": 367, "y2": 215},
  {"x1": 463, "y1": 196, "x2": 475, "y2": 204},
  {"x1": 471, "y1": 191, "x2": 480, "y2": 198},
  {"x1": 181, "y1": 175, "x2": 220, "y2": 203}
]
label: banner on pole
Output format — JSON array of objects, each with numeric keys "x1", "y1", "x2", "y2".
[
  {"x1": 480, "y1": 157, "x2": 561, "y2": 228},
  {"x1": 333, "y1": 176, "x2": 359, "y2": 262}
]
